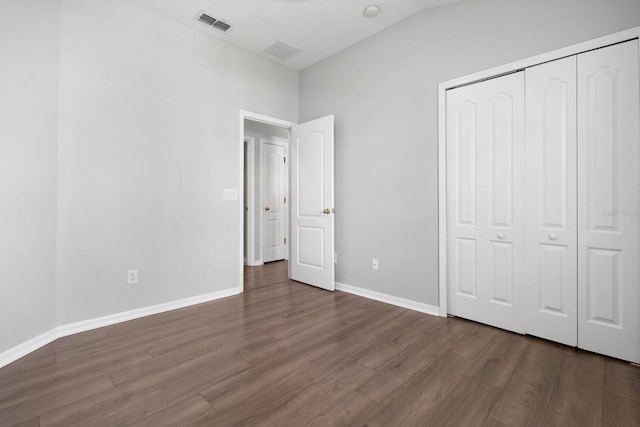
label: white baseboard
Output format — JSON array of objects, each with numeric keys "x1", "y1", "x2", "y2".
[
  {"x1": 56, "y1": 286, "x2": 241, "y2": 338},
  {"x1": 0, "y1": 329, "x2": 59, "y2": 370},
  {"x1": 0, "y1": 286, "x2": 241, "y2": 369},
  {"x1": 336, "y1": 282, "x2": 441, "y2": 317}
]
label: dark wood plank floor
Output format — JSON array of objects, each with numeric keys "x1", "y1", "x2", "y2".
[{"x1": 1, "y1": 260, "x2": 639, "y2": 426}]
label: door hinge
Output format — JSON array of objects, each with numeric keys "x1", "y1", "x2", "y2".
[
  {"x1": 284, "y1": 197, "x2": 286, "y2": 204},
  {"x1": 283, "y1": 157, "x2": 286, "y2": 163},
  {"x1": 284, "y1": 237, "x2": 287, "y2": 244}
]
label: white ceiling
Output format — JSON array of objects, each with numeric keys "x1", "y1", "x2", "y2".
[{"x1": 127, "y1": 0, "x2": 463, "y2": 70}]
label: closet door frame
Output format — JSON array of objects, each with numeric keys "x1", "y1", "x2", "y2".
[{"x1": 438, "y1": 26, "x2": 640, "y2": 316}]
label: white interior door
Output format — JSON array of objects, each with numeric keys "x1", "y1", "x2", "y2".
[
  {"x1": 577, "y1": 40, "x2": 640, "y2": 364},
  {"x1": 446, "y1": 72, "x2": 526, "y2": 333},
  {"x1": 290, "y1": 115, "x2": 335, "y2": 291},
  {"x1": 525, "y1": 56, "x2": 578, "y2": 346},
  {"x1": 262, "y1": 140, "x2": 287, "y2": 263}
]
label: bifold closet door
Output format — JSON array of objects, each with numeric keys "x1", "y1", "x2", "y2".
[
  {"x1": 446, "y1": 72, "x2": 526, "y2": 333},
  {"x1": 577, "y1": 40, "x2": 640, "y2": 364},
  {"x1": 525, "y1": 56, "x2": 578, "y2": 346}
]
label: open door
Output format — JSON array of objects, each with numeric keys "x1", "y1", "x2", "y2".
[{"x1": 290, "y1": 115, "x2": 335, "y2": 291}]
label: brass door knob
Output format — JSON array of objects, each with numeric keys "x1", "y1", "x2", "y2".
[
  {"x1": 265, "y1": 206, "x2": 270, "y2": 211},
  {"x1": 323, "y1": 208, "x2": 331, "y2": 214}
]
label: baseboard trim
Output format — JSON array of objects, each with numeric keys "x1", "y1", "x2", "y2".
[
  {"x1": 0, "y1": 329, "x2": 59, "y2": 370},
  {"x1": 56, "y1": 287, "x2": 241, "y2": 337},
  {"x1": 336, "y1": 282, "x2": 440, "y2": 317},
  {"x1": 0, "y1": 286, "x2": 241, "y2": 369}
]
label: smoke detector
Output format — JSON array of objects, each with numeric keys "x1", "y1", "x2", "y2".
[{"x1": 363, "y1": 5, "x2": 380, "y2": 18}]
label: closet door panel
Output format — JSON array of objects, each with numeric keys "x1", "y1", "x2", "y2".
[
  {"x1": 525, "y1": 56, "x2": 577, "y2": 346},
  {"x1": 483, "y1": 74, "x2": 525, "y2": 325},
  {"x1": 455, "y1": 238, "x2": 478, "y2": 297},
  {"x1": 578, "y1": 39, "x2": 640, "y2": 364},
  {"x1": 587, "y1": 248, "x2": 620, "y2": 325},
  {"x1": 538, "y1": 244, "x2": 569, "y2": 312},
  {"x1": 447, "y1": 83, "x2": 484, "y2": 316},
  {"x1": 489, "y1": 241, "x2": 514, "y2": 305}
]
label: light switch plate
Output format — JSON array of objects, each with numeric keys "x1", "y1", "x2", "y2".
[{"x1": 223, "y1": 189, "x2": 238, "y2": 200}]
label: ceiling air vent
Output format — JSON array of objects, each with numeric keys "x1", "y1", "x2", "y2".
[
  {"x1": 213, "y1": 20, "x2": 231, "y2": 32},
  {"x1": 196, "y1": 11, "x2": 231, "y2": 32},
  {"x1": 263, "y1": 40, "x2": 302, "y2": 61}
]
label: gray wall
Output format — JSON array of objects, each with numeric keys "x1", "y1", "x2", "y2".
[
  {"x1": 55, "y1": 0, "x2": 298, "y2": 324},
  {"x1": 0, "y1": 0, "x2": 60, "y2": 352},
  {"x1": 299, "y1": 0, "x2": 640, "y2": 306},
  {"x1": 1, "y1": 0, "x2": 298, "y2": 354}
]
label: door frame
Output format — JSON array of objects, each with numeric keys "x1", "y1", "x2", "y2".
[
  {"x1": 437, "y1": 26, "x2": 640, "y2": 317},
  {"x1": 239, "y1": 110, "x2": 296, "y2": 293},
  {"x1": 244, "y1": 136, "x2": 258, "y2": 267}
]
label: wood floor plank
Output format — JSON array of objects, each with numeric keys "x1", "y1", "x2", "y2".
[
  {"x1": 253, "y1": 359, "x2": 376, "y2": 426},
  {"x1": 0, "y1": 374, "x2": 114, "y2": 427},
  {"x1": 450, "y1": 321, "x2": 499, "y2": 359},
  {"x1": 357, "y1": 309, "x2": 427, "y2": 345},
  {"x1": 361, "y1": 350, "x2": 477, "y2": 426},
  {"x1": 0, "y1": 348, "x2": 151, "y2": 403},
  {"x1": 603, "y1": 390, "x2": 640, "y2": 427},
  {"x1": 305, "y1": 391, "x2": 380, "y2": 427},
  {"x1": 355, "y1": 310, "x2": 445, "y2": 370},
  {"x1": 423, "y1": 376, "x2": 502, "y2": 427},
  {"x1": 543, "y1": 349, "x2": 605, "y2": 427},
  {"x1": 356, "y1": 318, "x2": 471, "y2": 403},
  {"x1": 47, "y1": 329, "x2": 110, "y2": 354},
  {"x1": 201, "y1": 336, "x2": 371, "y2": 411},
  {"x1": 481, "y1": 416, "x2": 512, "y2": 427},
  {"x1": 9, "y1": 417, "x2": 40, "y2": 427},
  {"x1": 107, "y1": 330, "x2": 258, "y2": 386},
  {"x1": 219, "y1": 352, "x2": 377, "y2": 427},
  {"x1": 129, "y1": 395, "x2": 213, "y2": 427},
  {"x1": 467, "y1": 330, "x2": 531, "y2": 388},
  {"x1": 0, "y1": 351, "x2": 56, "y2": 381},
  {"x1": 193, "y1": 378, "x2": 306, "y2": 427},
  {"x1": 604, "y1": 358, "x2": 640, "y2": 403},
  {"x1": 489, "y1": 340, "x2": 567, "y2": 427},
  {"x1": 39, "y1": 351, "x2": 251, "y2": 426},
  {"x1": 53, "y1": 318, "x2": 208, "y2": 363}
]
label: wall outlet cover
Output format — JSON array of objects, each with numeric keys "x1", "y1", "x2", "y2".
[{"x1": 128, "y1": 269, "x2": 138, "y2": 285}]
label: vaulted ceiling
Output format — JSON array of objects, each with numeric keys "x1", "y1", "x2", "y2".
[{"x1": 127, "y1": 0, "x2": 463, "y2": 70}]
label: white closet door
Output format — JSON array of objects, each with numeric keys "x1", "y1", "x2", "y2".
[
  {"x1": 577, "y1": 40, "x2": 640, "y2": 364},
  {"x1": 447, "y1": 72, "x2": 526, "y2": 333},
  {"x1": 525, "y1": 57, "x2": 578, "y2": 346},
  {"x1": 446, "y1": 82, "x2": 484, "y2": 323}
]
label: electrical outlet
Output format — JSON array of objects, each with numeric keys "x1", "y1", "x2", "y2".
[
  {"x1": 372, "y1": 258, "x2": 379, "y2": 270},
  {"x1": 128, "y1": 269, "x2": 138, "y2": 285}
]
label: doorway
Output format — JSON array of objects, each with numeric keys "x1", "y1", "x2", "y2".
[
  {"x1": 239, "y1": 110, "x2": 336, "y2": 293},
  {"x1": 243, "y1": 119, "x2": 290, "y2": 267},
  {"x1": 239, "y1": 111, "x2": 295, "y2": 293}
]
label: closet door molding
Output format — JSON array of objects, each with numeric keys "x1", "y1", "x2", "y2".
[{"x1": 438, "y1": 26, "x2": 640, "y2": 316}]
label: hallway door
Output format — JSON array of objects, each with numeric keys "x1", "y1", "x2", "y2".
[{"x1": 262, "y1": 139, "x2": 287, "y2": 263}]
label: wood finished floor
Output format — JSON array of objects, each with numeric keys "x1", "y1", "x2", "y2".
[{"x1": 1, "y1": 261, "x2": 639, "y2": 426}]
